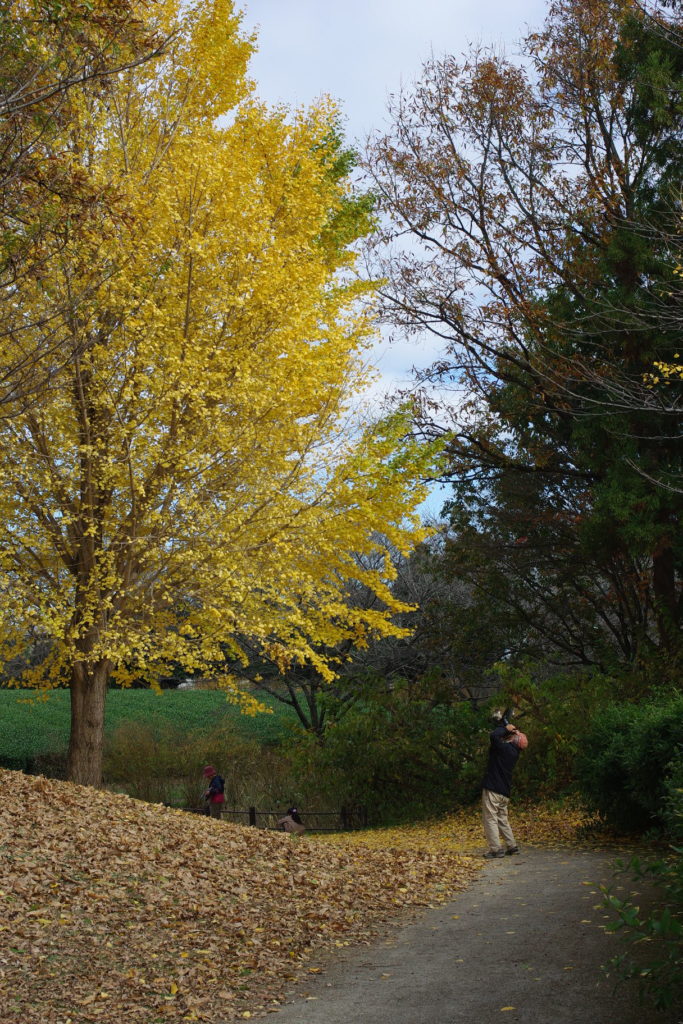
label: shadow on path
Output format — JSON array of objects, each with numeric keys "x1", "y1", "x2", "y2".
[{"x1": 266, "y1": 847, "x2": 679, "y2": 1024}]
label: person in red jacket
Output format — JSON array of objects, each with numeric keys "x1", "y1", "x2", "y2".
[
  {"x1": 202, "y1": 765, "x2": 225, "y2": 819},
  {"x1": 481, "y1": 723, "x2": 525, "y2": 858}
]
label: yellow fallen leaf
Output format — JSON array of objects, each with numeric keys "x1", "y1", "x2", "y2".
[
  {"x1": 500, "y1": 1007, "x2": 515, "y2": 1012},
  {"x1": 170, "y1": 982, "x2": 178, "y2": 995}
]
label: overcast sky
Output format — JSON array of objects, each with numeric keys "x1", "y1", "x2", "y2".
[
  {"x1": 241, "y1": 1, "x2": 547, "y2": 139},
  {"x1": 239, "y1": 1, "x2": 549, "y2": 514}
]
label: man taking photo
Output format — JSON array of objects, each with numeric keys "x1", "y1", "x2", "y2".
[{"x1": 482, "y1": 715, "x2": 527, "y2": 859}]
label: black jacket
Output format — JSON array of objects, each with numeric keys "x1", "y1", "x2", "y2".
[{"x1": 482, "y1": 726, "x2": 520, "y2": 798}]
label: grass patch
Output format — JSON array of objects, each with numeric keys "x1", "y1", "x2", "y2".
[{"x1": 0, "y1": 688, "x2": 298, "y2": 765}]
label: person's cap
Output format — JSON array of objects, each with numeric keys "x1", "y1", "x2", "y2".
[{"x1": 202, "y1": 765, "x2": 216, "y2": 777}]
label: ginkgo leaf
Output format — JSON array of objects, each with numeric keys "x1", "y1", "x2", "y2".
[{"x1": 0, "y1": 0, "x2": 436, "y2": 787}]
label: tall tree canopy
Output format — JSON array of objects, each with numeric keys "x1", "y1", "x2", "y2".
[
  {"x1": 0, "y1": 0, "x2": 434, "y2": 785},
  {"x1": 368, "y1": 0, "x2": 683, "y2": 674},
  {"x1": 0, "y1": 0, "x2": 166, "y2": 407}
]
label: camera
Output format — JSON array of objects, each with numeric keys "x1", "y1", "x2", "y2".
[{"x1": 490, "y1": 706, "x2": 514, "y2": 728}]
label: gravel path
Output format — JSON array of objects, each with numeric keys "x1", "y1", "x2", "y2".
[{"x1": 266, "y1": 846, "x2": 679, "y2": 1024}]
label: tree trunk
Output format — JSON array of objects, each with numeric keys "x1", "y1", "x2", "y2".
[
  {"x1": 67, "y1": 659, "x2": 110, "y2": 787},
  {"x1": 652, "y1": 543, "x2": 680, "y2": 653}
]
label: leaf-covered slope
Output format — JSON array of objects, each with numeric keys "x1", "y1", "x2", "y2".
[{"x1": 0, "y1": 771, "x2": 479, "y2": 1023}]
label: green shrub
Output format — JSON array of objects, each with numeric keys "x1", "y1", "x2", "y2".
[
  {"x1": 663, "y1": 765, "x2": 683, "y2": 842},
  {"x1": 603, "y1": 790, "x2": 683, "y2": 1011},
  {"x1": 285, "y1": 685, "x2": 483, "y2": 824},
  {"x1": 492, "y1": 665, "x2": 617, "y2": 800},
  {"x1": 576, "y1": 694, "x2": 683, "y2": 833}
]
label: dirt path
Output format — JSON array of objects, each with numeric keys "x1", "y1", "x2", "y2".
[{"x1": 265, "y1": 847, "x2": 678, "y2": 1024}]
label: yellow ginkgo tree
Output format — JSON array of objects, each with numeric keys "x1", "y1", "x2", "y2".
[{"x1": 0, "y1": 0, "x2": 436, "y2": 785}]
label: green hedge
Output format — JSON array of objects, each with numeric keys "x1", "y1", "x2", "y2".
[
  {"x1": 285, "y1": 690, "x2": 483, "y2": 824},
  {"x1": 575, "y1": 694, "x2": 683, "y2": 834}
]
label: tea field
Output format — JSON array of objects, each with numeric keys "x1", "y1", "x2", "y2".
[{"x1": 0, "y1": 688, "x2": 298, "y2": 767}]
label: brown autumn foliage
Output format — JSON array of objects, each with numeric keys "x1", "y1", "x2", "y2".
[
  {"x1": 0, "y1": 770, "x2": 480, "y2": 1023},
  {"x1": 365, "y1": 0, "x2": 683, "y2": 662}
]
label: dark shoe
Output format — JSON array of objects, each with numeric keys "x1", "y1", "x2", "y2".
[
  {"x1": 483, "y1": 849, "x2": 505, "y2": 859},
  {"x1": 505, "y1": 846, "x2": 520, "y2": 855}
]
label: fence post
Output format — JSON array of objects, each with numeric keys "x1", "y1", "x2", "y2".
[
  {"x1": 248, "y1": 806, "x2": 257, "y2": 827},
  {"x1": 340, "y1": 805, "x2": 349, "y2": 830}
]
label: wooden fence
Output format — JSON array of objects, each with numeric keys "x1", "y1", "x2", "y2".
[{"x1": 185, "y1": 804, "x2": 369, "y2": 832}]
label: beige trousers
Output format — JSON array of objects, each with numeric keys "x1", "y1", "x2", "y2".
[{"x1": 482, "y1": 789, "x2": 516, "y2": 852}]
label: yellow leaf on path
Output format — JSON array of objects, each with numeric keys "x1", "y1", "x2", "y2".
[{"x1": 500, "y1": 1007, "x2": 516, "y2": 1012}]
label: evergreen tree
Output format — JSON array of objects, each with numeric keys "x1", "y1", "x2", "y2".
[{"x1": 368, "y1": 0, "x2": 683, "y2": 671}]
